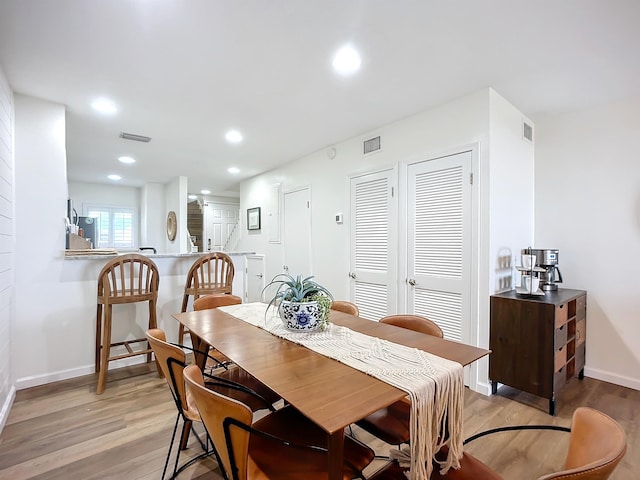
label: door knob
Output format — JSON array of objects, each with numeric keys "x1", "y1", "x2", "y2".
[
  {"x1": 256, "y1": 274, "x2": 263, "y2": 278},
  {"x1": 349, "y1": 272, "x2": 357, "y2": 279},
  {"x1": 408, "y1": 278, "x2": 416, "y2": 286}
]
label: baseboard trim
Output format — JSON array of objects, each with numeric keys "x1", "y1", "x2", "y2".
[
  {"x1": 0, "y1": 385, "x2": 16, "y2": 434},
  {"x1": 15, "y1": 356, "x2": 148, "y2": 390},
  {"x1": 584, "y1": 366, "x2": 640, "y2": 391}
]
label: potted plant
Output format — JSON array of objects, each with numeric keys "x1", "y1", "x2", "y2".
[{"x1": 262, "y1": 273, "x2": 333, "y2": 331}]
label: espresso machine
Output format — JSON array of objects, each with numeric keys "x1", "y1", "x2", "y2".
[{"x1": 530, "y1": 248, "x2": 563, "y2": 291}]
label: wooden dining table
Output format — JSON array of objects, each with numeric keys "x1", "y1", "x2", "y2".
[{"x1": 173, "y1": 306, "x2": 490, "y2": 480}]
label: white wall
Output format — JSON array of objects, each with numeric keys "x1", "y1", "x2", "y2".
[
  {"x1": 239, "y1": 89, "x2": 537, "y2": 393},
  {"x1": 483, "y1": 90, "x2": 536, "y2": 391},
  {"x1": 140, "y1": 182, "x2": 164, "y2": 249},
  {"x1": 0, "y1": 64, "x2": 15, "y2": 433},
  {"x1": 69, "y1": 181, "x2": 140, "y2": 213},
  {"x1": 164, "y1": 176, "x2": 188, "y2": 253},
  {"x1": 13, "y1": 94, "x2": 68, "y2": 383},
  {"x1": 239, "y1": 89, "x2": 491, "y2": 300},
  {"x1": 535, "y1": 97, "x2": 640, "y2": 390}
]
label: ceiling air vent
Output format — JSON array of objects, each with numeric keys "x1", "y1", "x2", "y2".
[
  {"x1": 119, "y1": 132, "x2": 152, "y2": 143},
  {"x1": 363, "y1": 135, "x2": 381, "y2": 155},
  {"x1": 522, "y1": 121, "x2": 533, "y2": 143}
]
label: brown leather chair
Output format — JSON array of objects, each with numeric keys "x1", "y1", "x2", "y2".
[
  {"x1": 330, "y1": 300, "x2": 360, "y2": 316},
  {"x1": 380, "y1": 314, "x2": 444, "y2": 338},
  {"x1": 368, "y1": 447, "x2": 502, "y2": 479},
  {"x1": 179, "y1": 252, "x2": 235, "y2": 340},
  {"x1": 183, "y1": 364, "x2": 375, "y2": 480},
  {"x1": 95, "y1": 254, "x2": 160, "y2": 394},
  {"x1": 193, "y1": 293, "x2": 242, "y2": 367},
  {"x1": 146, "y1": 329, "x2": 281, "y2": 480},
  {"x1": 355, "y1": 314, "x2": 444, "y2": 445},
  {"x1": 193, "y1": 293, "x2": 242, "y2": 311},
  {"x1": 538, "y1": 407, "x2": 626, "y2": 480},
  {"x1": 369, "y1": 407, "x2": 626, "y2": 480}
]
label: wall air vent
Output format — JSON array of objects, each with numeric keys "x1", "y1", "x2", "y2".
[
  {"x1": 363, "y1": 135, "x2": 381, "y2": 155},
  {"x1": 119, "y1": 132, "x2": 152, "y2": 143},
  {"x1": 523, "y1": 121, "x2": 533, "y2": 143}
]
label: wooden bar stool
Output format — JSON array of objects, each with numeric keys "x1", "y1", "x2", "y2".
[
  {"x1": 179, "y1": 252, "x2": 235, "y2": 341},
  {"x1": 95, "y1": 253, "x2": 160, "y2": 394}
]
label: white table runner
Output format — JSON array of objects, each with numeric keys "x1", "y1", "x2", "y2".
[{"x1": 219, "y1": 302, "x2": 464, "y2": 479}]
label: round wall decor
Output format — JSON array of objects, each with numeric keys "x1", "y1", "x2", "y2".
[{"x1": 166, "y1": 211, "x2": 177, "y2": 240}]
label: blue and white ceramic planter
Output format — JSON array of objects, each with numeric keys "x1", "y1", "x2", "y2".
[{"x1": 279, "y1": 300, "x2": 323, "y2": 331}]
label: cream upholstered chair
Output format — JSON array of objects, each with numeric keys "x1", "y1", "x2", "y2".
[
  {"x1": 183, "y1": 364, "x2": 375, "y2": 480},
  {"x1": 95, "y1": 254, "x2": 159, "y2": 394},
  {"x1": 179, "y1": 252, "x2": 235, "y2": 341}
]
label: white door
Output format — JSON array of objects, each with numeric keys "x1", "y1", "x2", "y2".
[
  {"x1": 283, "y1": 188, "x2": 311, "y2": 275},
  {"x1": 349, "y1": 169, "x2": 397, "y2": 321},
  {"x1": 246, "y1": 254, "x2": 265, "y2": 303},
  {"x1": 407, "y1": 151, "x2": 472, "y2": 342},
  {"x1": 204, "y1": 202, "x2": 239, "y2": 250}
]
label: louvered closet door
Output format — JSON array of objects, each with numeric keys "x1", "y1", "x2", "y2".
[
  {"x1": 407, "y1": 151, "x2": 471, "y2": 342},
  {"x1": 350, "y1": 169, "x2": 397, "y2": 321}
]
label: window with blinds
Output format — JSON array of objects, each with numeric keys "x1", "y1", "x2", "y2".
[{"x1": 86, "y1": 205, "x2": 137, "y2": 249}]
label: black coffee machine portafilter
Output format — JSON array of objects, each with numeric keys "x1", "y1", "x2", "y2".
[{"x1": 529, "y1": 248, "x2": 563, "y2": 291}]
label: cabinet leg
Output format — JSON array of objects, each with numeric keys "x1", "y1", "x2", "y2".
[
  {"x1": 491, "y1": 381, "x2": 498, "y2": 395},
  {"x1": 549, "y1": 397, "x2": 556, "y2": 416},
  {"x1": 578, "y1": 368, "x2": 585, "y2": 380}
]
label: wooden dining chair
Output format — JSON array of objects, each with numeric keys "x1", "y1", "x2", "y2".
[
  {"x1": 330, "y1": 300, "x2": 360, "y2": 316},
  {"x1": 179, "y1": 252, "x2": 235, "y2": 341},
  {"x1": 355, "y1": 314, "x2": 444, "y2": 445},
  {"x1": 183, "y1": 364, "x2": 375, "y2": 480},
  {"x1": 369, "y1": 406, "x2": 626, "y2": 480},
  {"x1": 146, "y1": 329, "x2": 282, "y2": 480},
  {"x1": 95, "y1": 253, "x2": 160, "y2": 395}
]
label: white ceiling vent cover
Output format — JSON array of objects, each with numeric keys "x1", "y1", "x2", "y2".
[
  {"x1": 120, "y1": 132, "x2": 152, "y2": 143},
  {"x1": 364, "y1": 136, "x2": 381, "y2": 155},
  {"x1": 523, "y1": 121, "x2": 533, "y2": 143}
]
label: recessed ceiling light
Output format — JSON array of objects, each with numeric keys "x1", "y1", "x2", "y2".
[
  {"x1": 228, "y1": 167, "x2": 240, "y2": 174},
  {"x1": 225, "y1": 130, "x2": 243, "y2": 144},
  {"x1": 91, "y1": 97, "x2": 118, "y2": 114},
  {"x1": 188, "y1": 194, "x2": 198, "y2": 200},
  {"x1": 201, "y1": 189, "x2": 211, "y2": 195},
  {"x1": 107, "y1": 174, "x2": 121, "y2": 181},
  {"x1": 332, "y1": 45, "x2": 361, "y2": 76},
  {"x1": 118, "y1": 156, "x2": 135, "y2": 164}
]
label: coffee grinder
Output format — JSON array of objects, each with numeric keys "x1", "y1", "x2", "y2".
[{"x1": 530, "y1": 248, "x2": 563, "y2": 291}]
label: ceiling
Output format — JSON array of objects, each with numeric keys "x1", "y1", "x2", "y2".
[{"x1": 1, "y1": 1, "x2": 639, "y2": 197}]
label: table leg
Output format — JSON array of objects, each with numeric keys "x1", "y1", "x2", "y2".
[
  {"x1": 327, "y1": 430, "x2": 344, "y2": 480},
  {"x1": 189, "y1": 331, "x2": 208, "y2": 370}
]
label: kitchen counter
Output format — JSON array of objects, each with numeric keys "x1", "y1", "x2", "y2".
[{"x1": 64, "y1": 250, "x2": 254, "y2": 260}]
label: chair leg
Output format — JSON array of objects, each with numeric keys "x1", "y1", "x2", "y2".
[
  {"x1": 178, "y1": 294, "x2": 189, "y2": 342},
  {"x1": 95, "y1": 304, "x2": 103, "y2": 373},
  {"x1": 179, "y1": 420, "x2": 193, "y2": 450},
  {"x1": 163, "y1": 413, "x2": 181, "y2": 480},
  {"x1": 148, "y1": 299, "x2": 157, "y2": 364},
  {"x1": 96, "y1": 305, "x2": 112, "y2": 395}
]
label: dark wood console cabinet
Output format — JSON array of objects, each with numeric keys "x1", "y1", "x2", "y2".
[{"x1": 489, "y1": 288, "x2": 586, "y2": 415}]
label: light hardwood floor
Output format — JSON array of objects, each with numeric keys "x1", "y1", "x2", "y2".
[{"x1": 0, "y1": 363, "x2": 636, "y2": 479}]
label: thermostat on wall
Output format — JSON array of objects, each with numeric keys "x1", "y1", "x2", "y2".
[{"x1": 335, "y1": 213, "x2": 343, "y2": 224}]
